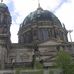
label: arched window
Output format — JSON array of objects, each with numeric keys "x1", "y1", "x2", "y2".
[
  {"x1": 38, "y1": 29, "x2": 43, "y2": 41},
  {"x1": 24, "y1": 31, "x2": 33, "y2": 43},
  {"x1": 42, "y1": 28, "x2": 49, "y2": 40},
  {"x1": 38, "y1": 28, "x2": 49, "y2": 41}
]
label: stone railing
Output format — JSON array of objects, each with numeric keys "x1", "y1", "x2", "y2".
[
  {"x1": 0, "y1": 69, "x2": 62, "y2": 74},
  {"x1": 0, "y1": 70, "x2": 15, "y2": 74}
]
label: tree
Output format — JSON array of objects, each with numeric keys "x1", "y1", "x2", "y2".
[{"x1": 55, "y1": 49, "x2": 74, "y2": 74}]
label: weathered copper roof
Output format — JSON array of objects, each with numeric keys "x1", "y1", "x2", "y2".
[{"x1": 21, "y1": 7, "x2": 62, "y2": 28}]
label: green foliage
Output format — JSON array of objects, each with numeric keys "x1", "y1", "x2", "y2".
[
  {"x1": 22, "y1": 70, "x2": 43, "y2": 74},
  {"x1": 56, "y1": 50, "x2": 71, "y2": 68},
  {"x1": 15, "y1": 68, "x2": 21, "y2": 74},
  {"x1": 49, "y1": 70, "x2": 54, "y2": 74},
  {"x1": 15, "y1": 67, "x2": 33, "y2": 71},
  {"x1": 55, "y1": 49, "x2": 74, "y2": 74},
  {"x1": 34, "y1": 61, "x2": 43, "y2": 69},
  {"x1": 15, "y1": 68, "x2": 43, "y2": 74},
  {"x1": 66, "y1": 63, "x2": 74, "y2": 74},
  {"x1": 37, "y1": 70, "x2": 43, "y2": 74},
  {"x1": 33, "y1": 70, "x2": 43, "y2": 74}
]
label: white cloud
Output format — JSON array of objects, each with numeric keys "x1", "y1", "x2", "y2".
[
  {"x1": 55, "y1": 0, "x2": 74, "y2": 41},
  {"x1": 10, "y1": 24, "x2": 19, "y2": 43}
]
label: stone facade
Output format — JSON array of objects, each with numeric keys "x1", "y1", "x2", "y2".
[{"x1": 0, "y1": 3, "x2": 73, "y2": 70}]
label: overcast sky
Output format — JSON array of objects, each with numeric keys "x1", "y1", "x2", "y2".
[{"x1": 3, "y1": 0, "x2": 74, "y2": 43}]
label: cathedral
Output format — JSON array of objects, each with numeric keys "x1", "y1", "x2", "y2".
[{"x1": 0, "y1": 2, "x2": 73, "y2": 70}]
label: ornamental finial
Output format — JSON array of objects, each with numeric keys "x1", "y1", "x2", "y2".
[
  {"x1": 1, "y1": 0, "x2": 3, "y2": 3},
  {"x1": 38, "y1": 0, "x2": 40, "y2": 8}
]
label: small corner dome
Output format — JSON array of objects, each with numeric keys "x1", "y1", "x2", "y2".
[
  {"x1": 21, "y1": 7, "x2": 62, "y2": 28},
  {"x1": 0, "y1": 3, "x2": 11, "y2": 15},
  {"x1": 0, "y1": 3, "x2": 8, "y2": 8},
  {"x1": 0, "y1": 3, "x2": 12, "y2": 25}
]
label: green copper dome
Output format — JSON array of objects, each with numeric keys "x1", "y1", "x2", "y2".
[
  {"x1": 18, "y1": 7, "x2": 68, "y2": 44},
  {"x1": 21, "y1": 7, "x2": 62, "y2": 28}
]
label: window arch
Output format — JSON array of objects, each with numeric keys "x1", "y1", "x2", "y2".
[{"x1": 38, "y1": 28, "x2": 49, "y2": 41}]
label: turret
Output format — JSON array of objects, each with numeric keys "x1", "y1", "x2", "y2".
[
  {"x1": 0, "y1": 3, "x2": 11, "y2": 45},
  {"x1": 0, "y1": 2, "x2": 12, "y2": 69}
]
